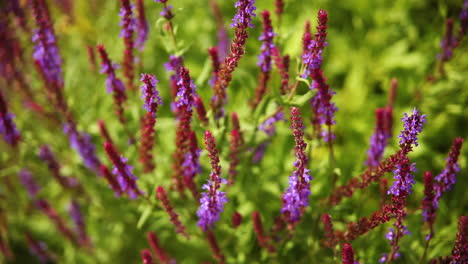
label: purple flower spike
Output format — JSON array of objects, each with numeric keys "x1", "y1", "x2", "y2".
[
  {"x1": 366, "y1": 108, "x2": 392, "y2": 167},
  {"x1": 104, "y1": 141, "x2": 143, "y2": 199},
  {"x1": 398, "y1": 108, "x2": 426, "y2": 148},
  {"x1": 63, "y1": 123, "x2": 101, "y2": 173},
  {"x1": 119, "y1": 1, "x2": 136, "y2": 39},
  {"x1": 302, "y1": 9, "x2": 328, "y2": 78},
  {"x1": 257, "y1": 10, "x2": 276, "y2": 73},
  {"x1": 140, "y1": 73, "x2": 162, "y2": 115},
  {"x1": 18, "y1": 169, "x2": 40, "y2": 198},
  {"x1": 281, "y1": 107, "x2": 313, "y2": 224},
  {"x1": 197, "y1": 131, "x2": 228, "y2": 231},
  {"x1": 68, "y1": 200, "x2": 90, "y2": 245},
  {"x1": 136, "y1": 0, "x2": 149, "y2": 51},
  {"x1": 231, "y1": 0, "x2": 256, "y2": 28},
  {"x1": 0, "y1": 91, "x2": 21, "y2": 147},
  {"x1": 175, "y1": 68, "x2": 196, "y2": 112},
  {"x1": 31, "y1": 0, "x2": 63, "y2": 88},
  {"x1": 434, "y1": 137, "x2": 464, "y2": 208}
]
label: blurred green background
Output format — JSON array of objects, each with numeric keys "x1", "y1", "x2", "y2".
[{"x1": 1, "y1": 0, "x2": 467, "y2": 263}]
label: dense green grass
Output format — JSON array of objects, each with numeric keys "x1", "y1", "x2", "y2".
[{"x1": 1, "y1": 0, "x2": 467, "y2": 263}]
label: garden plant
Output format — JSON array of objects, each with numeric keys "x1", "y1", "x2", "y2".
[{"x1": 0, "y1": 0, "x2": 467, "y2": 263}]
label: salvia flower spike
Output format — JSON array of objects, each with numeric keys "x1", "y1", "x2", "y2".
[
  {"x1": 342, "y1": 243, "x2": 357, "y2": 264},
  {"x1": 451, "y1": 216, "x2": 468, "y2": 263},
  {"x1": 141, "y1": 249, "x2": 155, "y2": 264},
  {"x1": 18, "y1": 169, "x2": 40, "y2": 198},
  {"x1": 30, "y1": 0, "x2": 63, "y2": 88},
  {"x1": 365, "y1": 108, "x2": 392, "y2": 167},
  {"x1": 25, "y1": 232, "x2": 55, "y2": 264},
  {"x1": 0, "y1": 91, "x2": 21, "y2": 146},
  {"x1": 211, "y1": 0, "x2": 256, "y2": 118},
  {"x1": 434, "y1": 137, "x2": 464, "y2": 207},
  {"x1": 135, "y1": 0, "x2": 149, "y2": 51},
  {"x1": 281, "y1": 107, "x2": 312, "y2": 224},
  {"x1": 97, "y1": 44, "x2": 128, "y2": 125},
  {"x1": 197, "y1": 130, "x2": 228, "y2": 231},
  {"x1": 119, "y1": 0, "x2": 136, "y2": 90},
  {"x1": 63, "y1": 122, "x2": 101, "y2": 174},
  {"x1": 156, "y1": 186, "x2": 190, "y2": 238},
  {"x1": 140, "y1": 73, "x2": 162, "y2": 116},
  {"x1": 172, "y1": 67, "x2": 195, "y2": 195},
  {"x1": 68, "y1": 199, "x2": 91, "y2": 246},
  {"x1": 251, "y1": 10, "x2": 275, "y2": 109},
  {"x1": 104, "y1": 141, "x2": 143, "y2": 199},
  {"x1": 147, "y1": 231, "x2": 174, "y2": 264}
]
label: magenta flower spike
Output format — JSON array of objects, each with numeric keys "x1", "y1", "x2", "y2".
[
  {"x1": 281, "y1": 107, "x2": 312, "y2": 224},
  {"x1": 197, "y1": 131, "x2": 228, "y2": 231}
]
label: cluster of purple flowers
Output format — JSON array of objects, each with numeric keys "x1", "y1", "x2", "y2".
[
  {"x1": 398, "y1": 108, "x2": 426, "y2": 148},
  {"x1": 388, "y1": 157, "x2": 417, "y2": 196},
  {"x1": 140, "y1": 73, "x2": 163, "y2": 115},
  {"x1": 119, "y1": 0, "x2": 135, "y2": 39},
  {"x1": 231, "y1": 0, "x2": 257, "y2": 28}
]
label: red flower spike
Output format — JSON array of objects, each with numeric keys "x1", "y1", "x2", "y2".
[
  {"x1": 206, "y1": 230, "x2": 226, "y2": 263},
  {"x1": 252, "y1": 211, "x2": 275, "y2": 253},
  {"x1": 35, "y1": 199, "x2": 79, "y2": 246},
  {"x1": 342, "y1": 243, "x2": 356, "y2": 264},
  {"x1": 141, "y1": 249, "x2": 155, "y2": 264},
  {"x1": 147, "y1": 232, "x2": 173, "y2": 264},
  {"x1": 99, "y1": 164, "x2": 123, "y2": 196},
  {"x1": 228, "y1": 129, "x2": 242, "y2": 185},
  {"x1": 139, "y1": 113, "x2": 156, "y2": 173},
  {"x1": 120, "y1": 0, "x2": 135, "y2": 90},
  {"x1": 194, "y1": 95, "x2": 209, "y2": 125},
  {"x1": 232, "y1": 211, "x2": 242, "y2": 228},
  {"x1": 156, "y1": 186, "x2": 190, "y2": 239},
  {"x1": 87, "y1": 45, "x2": 96, "y2": 72},
  {"x1": 322, "y1": 213, "x2": 336, "y2": 248},
  {"x1": 271, "y1": 46, "x2": 289, "y2": 94},
  {"x1": 98, "y1": 120, "x2": 114, "y2": 146},
  {"x1": 451, "y1": 216, "x2": 468, "y2": 262}
]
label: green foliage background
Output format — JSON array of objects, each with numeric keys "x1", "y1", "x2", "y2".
[{"x1": 1, "y1": 0, "x2": 467, "y2": 263}]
